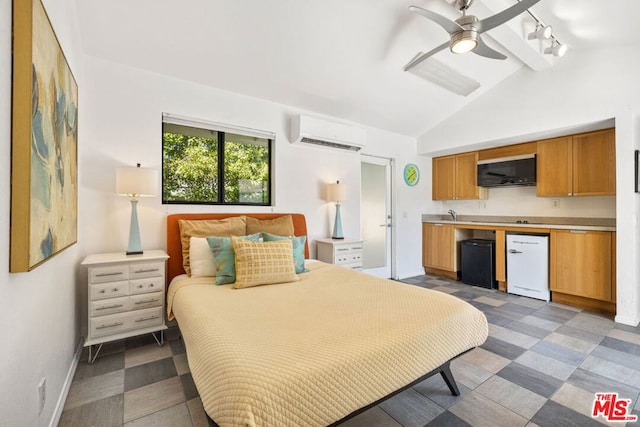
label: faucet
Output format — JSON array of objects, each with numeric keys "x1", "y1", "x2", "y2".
[{"x1": 448, "y1": 209, "x2": 457, "y2": 221}]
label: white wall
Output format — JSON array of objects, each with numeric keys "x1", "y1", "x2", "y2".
[
  {"x1": 0, "y1": 0, "x2": 84, "y2": 425},
  {"x1": 80, "y1": 56, "x2": 432, "y2": 283},
  {"x1": 438, "y1": 186, "x2": 615, "y2": 219},
  {"x1": 417, "y1": 46, "x2": 640, "y2": 326}
]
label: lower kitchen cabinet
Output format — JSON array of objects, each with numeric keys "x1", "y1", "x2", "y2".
[
  {"x1": 422, "y1": 223, "x2": 471, "y2": 279},
  {"x1": 550, "y1": 230, "x2": 616, "y2": 313}
]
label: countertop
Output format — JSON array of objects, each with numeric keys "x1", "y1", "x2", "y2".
[{"x1": 421, "y1": 215, "x2": 616, "y2": 232}]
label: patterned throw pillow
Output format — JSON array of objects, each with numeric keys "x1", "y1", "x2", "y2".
[
  {"x1": 231, "y1": 237, "x2": 299, "y2": 289},
  {"x1": 206, "y1": 233, "x2": 261, "y2": 285},
  {"x1": 261, "y1": 232, "x2": 309, "y2": 274}
]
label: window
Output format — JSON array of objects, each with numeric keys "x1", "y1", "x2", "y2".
[{"x1": 162, "y1": 115, "x2": 272, "y2": 205}]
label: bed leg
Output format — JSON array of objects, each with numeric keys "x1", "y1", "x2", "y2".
[{"x1": 439, "y1": 362, "x2": 460, "y2": 396}]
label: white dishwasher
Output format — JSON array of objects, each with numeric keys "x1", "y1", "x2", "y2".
[{"x1": 506, "y1": 234, "x2": 550, "y2": 301}]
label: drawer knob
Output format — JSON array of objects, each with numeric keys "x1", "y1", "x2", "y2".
[
  {"x1": 99, "y1": 289, "x2": 106, "y2": 294},
  {"x1": 112, "y1": 288, "x2": 118, "y2": 292},
  {"x1": 150, "y1": 284, "x2": 154, "y2": 287},
  {"x1": 138, "y1": 285, "x2": 143, "y2": 288}
]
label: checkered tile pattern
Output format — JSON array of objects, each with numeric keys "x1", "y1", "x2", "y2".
[{"x1": 59, "y1": 274, "x2": 640, "y2": 426}]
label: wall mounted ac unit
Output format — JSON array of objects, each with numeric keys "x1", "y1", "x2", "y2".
[{"x1": 290, "y1": 115, "x2": 366, "y2": 152}]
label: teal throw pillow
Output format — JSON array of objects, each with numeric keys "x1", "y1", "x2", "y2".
[
  {"x1": 207, "y1": 233, "x2": 261, "y2": 285},
  {"x1": 262, "y1": 232, "x2": 309, "y2": 274}
]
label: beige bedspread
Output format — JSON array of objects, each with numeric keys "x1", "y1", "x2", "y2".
[{"x1": 168, "y1": 261, "x2": 488, "y2": 427}]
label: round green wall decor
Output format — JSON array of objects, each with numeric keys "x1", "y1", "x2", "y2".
[{"x1": 403, "y1": 163, "x2": 420, "y2": 186}]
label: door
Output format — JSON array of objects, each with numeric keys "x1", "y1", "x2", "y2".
[{"x1": 360, "y1": 156, "x2": 393, "y2": 278}]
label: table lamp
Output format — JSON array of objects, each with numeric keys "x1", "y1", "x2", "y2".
[
  {"x1": 116, "y1": 163, "x2": 157, "y2": 255},
  {"x1": 326, "y1": 180, "x2": 347, "y2": 239}
]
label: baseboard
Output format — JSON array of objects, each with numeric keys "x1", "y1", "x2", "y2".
[
  {"x1": 50, "y1": 337, "x2": 84, "y2": 427},
  {"x1": 614, "y1": 314, "x2": 640, "y2": 327}
]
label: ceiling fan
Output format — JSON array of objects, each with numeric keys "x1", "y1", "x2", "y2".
[{"x1": 404, "y1": 0, "x2": 542, "y2": 71}]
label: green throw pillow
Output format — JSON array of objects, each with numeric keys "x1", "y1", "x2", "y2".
[
  {"x1": 207, "y1": 233, "x2": 261, "y2": 285},
  {"x1": 262, "y1": 232, "x2": 309, "y2": 274}
]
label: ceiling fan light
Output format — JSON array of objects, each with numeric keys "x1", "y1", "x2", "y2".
[
  {"x1": 450, "y1": 30, "x2": 478, "y2": 54},
  {"x1": 528, "y1": 24, "x2": 553, "y2": 41}
]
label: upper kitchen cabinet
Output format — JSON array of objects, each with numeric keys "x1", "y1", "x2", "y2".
[
  {"x1": 432, "y1": 152, "x2": 485, "y2": 200},
  {"x1": 537, "y1": 128, "x2": 615, "y2": 197}
]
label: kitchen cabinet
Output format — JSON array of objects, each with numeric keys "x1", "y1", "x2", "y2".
[
  {"x1": 422, "y1": 223, "x2": 472, "y2": 279},
  {"x1": 537, "y1": 128, "x2": 615, "y2": 197},
  {"x1": 550, "y1": 229, "x2": 614, "y2": 305},
  {"x1": 422, "y1": 223, "x2": 455, "y2": 271},
  {"x1": 432, "y1": 152, "x2": 485, "y2": 200}
]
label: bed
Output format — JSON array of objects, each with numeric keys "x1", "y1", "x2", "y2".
[{"x1": 166, "y1": 213, "x2": 488, "y2": 427}]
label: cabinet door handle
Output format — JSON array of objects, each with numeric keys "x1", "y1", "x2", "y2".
[
  {"x1": 96, "y1": 322, "x2": 124, "y2": 330},
  {"x1": 434, "y1": 223, "x2": 443, "y2": 227},
  {"x1": 95, "y1": 304, "x2": 124, "y2": 311},
  {"x1": 570, "y1": 230, "x2": 587, "y2": 234},
  {"x1": 135, "y1": 315, "x2": 159, "y2": 323},
  {"x1": 134, "y1": 299, "x2": 158, "y2": 305},
  {"x1": 336, "y1": 248, "x2": 349, "y2": 252},
  {"x1": 134, "y1": 268, "x2": 159, "y2": 274},
  {"x1": 508, "y1": 249, "x2": 522, "y2": 254},
  {"x1": 96, "y1": 272, "x2": 123, "y2": 277}
]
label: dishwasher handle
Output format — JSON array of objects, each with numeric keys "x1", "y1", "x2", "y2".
[{"x1": 508, "y1": 249, "x2": 523, "y2": 254}]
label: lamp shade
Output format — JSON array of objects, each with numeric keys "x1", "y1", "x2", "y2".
[
  {"x1": 326, "y1": 181, "x2": 347, "y2": 202},
  {"x1": 116, "y1": 165, "x2": 157, "y2": 197}
]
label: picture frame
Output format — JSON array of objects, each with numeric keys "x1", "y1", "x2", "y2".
[{"x1": 10, "y1": 0, "x2": 78, "y2": 272}]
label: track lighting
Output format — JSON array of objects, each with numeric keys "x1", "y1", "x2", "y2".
[
  {"x1": 520, "y1": 2, "x2": 567, "y2": 58},
  {"x1": 544, "y1": 40, "x2": 568, "y2": 57},
  {"x1": 528, "y1": 24, "x2": 552, "y2": 41}
]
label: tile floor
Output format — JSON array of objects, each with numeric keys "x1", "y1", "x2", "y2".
[{"x1": 59, "y1": 275, "x2": 640, "y2": 427}]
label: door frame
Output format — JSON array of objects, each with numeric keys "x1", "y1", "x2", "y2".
[{"x1": 360, "y1": 154, "x2": 397, "y2": 279}]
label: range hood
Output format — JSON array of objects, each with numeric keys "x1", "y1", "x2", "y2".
[{"x1": 477, "y1": 155, "x2": 536, "y2": 187}]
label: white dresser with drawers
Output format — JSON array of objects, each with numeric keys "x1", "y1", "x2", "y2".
[
  {"x1": 316, "y1": 238, "x2": 364, "y2": 270},
  {"x1": 81, "y1": 250, "x2": 169, "y2": 362}
]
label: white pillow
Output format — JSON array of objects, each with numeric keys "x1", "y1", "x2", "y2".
[{"x1": 189, "y1": 236, "x2": 217, "y2": 277}]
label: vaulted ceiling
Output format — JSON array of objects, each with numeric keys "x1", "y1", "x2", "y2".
[{"x1": 75, "y1": 0, "x2": 640, "y2": 138}]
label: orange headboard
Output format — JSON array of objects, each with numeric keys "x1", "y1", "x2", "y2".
[{"x1": 166, "y1": 213, "x2": 309, "y2": 283}]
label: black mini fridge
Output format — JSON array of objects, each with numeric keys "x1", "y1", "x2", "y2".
[{"x1": 461, "y1": 239, "x2": 497, "y2": 289}]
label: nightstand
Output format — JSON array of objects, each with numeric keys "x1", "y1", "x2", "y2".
[
  {"x1": 316, "y1": 238, "x2": 364, "y2": 270},
  {"x1": 81, "y1": 250, "x2": 169, "y2": 363}
]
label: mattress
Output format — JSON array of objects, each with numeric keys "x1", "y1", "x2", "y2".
[{"x1": 167, "y1": 261, "x2": 488, "y2": 427}]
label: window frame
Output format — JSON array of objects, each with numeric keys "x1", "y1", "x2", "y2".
[{"x1": 161, "y1": 113, "x2": 274, "y2": 206}]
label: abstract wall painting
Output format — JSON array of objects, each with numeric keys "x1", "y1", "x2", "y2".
[{"x1": 11, "y1": 0, "x2": 78, "y2": 272}]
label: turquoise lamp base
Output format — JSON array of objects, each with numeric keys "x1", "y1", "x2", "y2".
[
  {"x1": 126, "y1": 199, "x2": 144, "y2": 255},
  {"x1": 332, "y1": 203, "x2": 344, "y2": 239}
]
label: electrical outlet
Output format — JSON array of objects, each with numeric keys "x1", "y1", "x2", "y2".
[
  {"x1": 38, "y1": 377, "x2": 46, "y2": 414},
  {"x1": 552, "y1": 199, "x2": 560, "y2": 208}
]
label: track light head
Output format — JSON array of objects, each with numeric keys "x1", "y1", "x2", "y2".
[
  {"x1": 544, "y1": 41, "x2": 568, "y2": 57},
  {"x1": 528, "y1": 24, "x2": 553, "y2": 41}
]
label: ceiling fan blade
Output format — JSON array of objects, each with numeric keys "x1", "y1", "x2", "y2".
[
  {"x1": 477, "y1": 0, "x2": 542, "y2": 33},
  {"x1": 472, "y1": 36, "x2": 507, "y2": 60},
  {"x1": 409, "y1": 6, "x2": 463, "y2": 35},
  {"x1": 404, "y1": 41, "x2": 450, "y2": 72}
]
